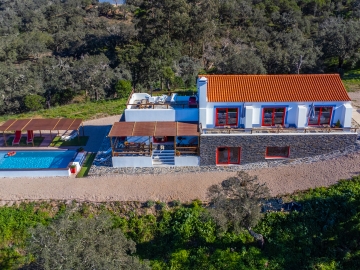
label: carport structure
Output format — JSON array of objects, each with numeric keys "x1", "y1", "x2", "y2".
[
  {"x1": 0, "y1": 118, "x2": 83, "y2": 146},
  {"x1": 107, "y1": 121, "x2": 199, "y2": 156}
]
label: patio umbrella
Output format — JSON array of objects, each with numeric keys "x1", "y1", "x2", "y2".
[{"x1": 308, "y1": 103, "x2": 316, "y2": 119}]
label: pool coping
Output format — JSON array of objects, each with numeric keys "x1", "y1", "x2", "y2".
[{"x1": 0, "y1": 149, "x2": 77, "y2": 177}]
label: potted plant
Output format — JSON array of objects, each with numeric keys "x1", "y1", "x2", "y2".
[
  {"x1": 70, "y1": 164, "x2": 77, "y2": 174},
  {"x1": 175, "y1": 150, "x2": 181, "y2": 156}
]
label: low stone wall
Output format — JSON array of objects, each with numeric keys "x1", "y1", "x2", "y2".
[{"x1": 200, "y1": 133, "x2": 357, "y2": 165}]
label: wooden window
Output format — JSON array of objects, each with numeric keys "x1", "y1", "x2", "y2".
[
  {"x1": 308, "y1": 107, "x2": 332, "y2": 126},
  {"x1": 216, "y1": 108, "x2": 238, "y2": 126},
  {"x1": 262, "y1": 108, "x2": 286, "y2": 126},
  {"x1": 216, "y1": 147, "x2": 241, "y2": 164},
  {"x1": 265, "y1": 146, "x2": 290, "y2": 158}
]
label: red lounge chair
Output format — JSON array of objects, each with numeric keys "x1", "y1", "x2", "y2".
[
  {"x1": 27, "y1": 130, "x2": 34, "y2": 144},
  {"x1": 12, "y1": 130, "x2": 22, "y2": 146}
]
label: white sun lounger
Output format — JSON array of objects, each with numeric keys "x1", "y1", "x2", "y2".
[
  {"x1": 61, "y1": 131, "x2": 78, "y2": 141},
  {"x1": 94, "y1": 155, "x2": 111, "y2": 163}
]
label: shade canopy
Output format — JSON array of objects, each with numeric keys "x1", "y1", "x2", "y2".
[
  {"x1": 108, "y1": 121, "x2": 199, "y2": 137},
  {"x1": 0, "y1": 118, "x2": 83, "y2": 132}
]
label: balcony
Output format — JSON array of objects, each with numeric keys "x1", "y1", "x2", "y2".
[{"x1": 200, "y1": 124, "x2": 358, "y2": 134}]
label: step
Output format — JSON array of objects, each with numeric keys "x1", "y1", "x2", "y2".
[
  {"x1": 153, "y1": 161, "x2": 175, "y2": 166},
  {"x1": 152, "y1": 155, "x2": 174, "y2": 160}
]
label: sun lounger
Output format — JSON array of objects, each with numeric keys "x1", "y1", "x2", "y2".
[
  {"x1": 61, "y1": 131, "x2": 78, "y2": 141},
  {"x1": 26, "y1": 130, "x2": 34, "y2": 144},
  {"x1": 94, "y1": 155, "x2": 111, "y2": 163},
  {"x1": 12, "y1": 130, "x2": 22, "y2": 146},
  {"x1": 100, "y1": 148, "x2": 112, "y2": 155}
]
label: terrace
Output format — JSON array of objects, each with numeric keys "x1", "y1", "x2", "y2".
[
  {"x1": 200, "y1": 123, "x2": 358, "y2": 134},
  {"x1": 125, "y1": 93, "x2": 199, "y2": 122},
  {"x1": 108, "y1": 121, "x2": 200, "y2": 157}
]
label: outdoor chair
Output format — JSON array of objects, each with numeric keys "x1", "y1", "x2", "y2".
[
  {"x1": 100, "y1": 148, "x2": 112, "y2": 155},
  {"x1": 61, "y1": 131, "x2": 78, "y2": 141},
  {"x1": 12, "y1": 130, "x2": 22, "y2": 146},
  {"x1": 26, "y1": 130, "x2": 34, "y2": 144},
  {"x1": 94, "y1": 155, "x2": 111, "y2": 163}
]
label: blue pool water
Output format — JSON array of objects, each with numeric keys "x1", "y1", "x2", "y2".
[{"x1": 0, "y1": 151, "x2": 76, "y2": 169}]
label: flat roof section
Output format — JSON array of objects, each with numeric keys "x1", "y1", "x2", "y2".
[
  {"x1": 155, "y1": 122, "x2": 177, "y2": 136},
  {"x1": 0, "y1": 118, "x2": 83, "y2": 132},
  {"x1": 108, "y1": 121, "x2": 199, "y2": 137},
  {"x1": 177, "y1": 122, "x2": 199, "y2": 136}
]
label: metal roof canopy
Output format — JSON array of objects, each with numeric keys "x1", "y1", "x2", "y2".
[
  {"x1": 108, "y1": 121, "x2": 199, "y2": 137},
  {"x1": 0, "y1": 118, "x2": 83, "y2": 132}
]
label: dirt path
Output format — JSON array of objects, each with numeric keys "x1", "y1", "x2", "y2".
[{"x1": 1, "y1": 152, "x2": 360, "y2": 203}]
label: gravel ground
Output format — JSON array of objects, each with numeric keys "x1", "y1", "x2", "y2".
[
  {"x1": 1, "y1": 110, "x2": 360, "y2": 203},
  {"x1": 1, "y1": 151, "x2": 360, "y2": 203}
]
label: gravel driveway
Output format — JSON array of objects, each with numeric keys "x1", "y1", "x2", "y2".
[{"x1": 1, "y1": 151, "x2": 360, "y2": 203}]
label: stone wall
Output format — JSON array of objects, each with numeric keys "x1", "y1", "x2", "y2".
[{"x1": 200, "y1": 133, "x2": 357, "y2": 165}]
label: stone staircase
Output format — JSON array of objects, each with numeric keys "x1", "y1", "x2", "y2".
[{"x1": 152, "y1": 149, "x2": 175, "y2": 166}]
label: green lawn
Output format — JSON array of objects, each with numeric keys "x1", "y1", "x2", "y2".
[
  {"x1": 50, "y1": 136, "x2": 89, "y2": 147},
  {"x1": 0, "y1": 98, "x2": 127, "y2": 123},
  {"x1": 5, "y1": 136, "x2": 44, "y2": 147},
  {"x1": 342, "y1": 68, "x2": 360, "y2": 92},
  {"x1": 76, "y1": 153, "x2": 96, "y2": 178}
]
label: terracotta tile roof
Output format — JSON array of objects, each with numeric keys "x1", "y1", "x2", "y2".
[{"x1": 199, "y1": 74, "x2": 351, "y2": 102}]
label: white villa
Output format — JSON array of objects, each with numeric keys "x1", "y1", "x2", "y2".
[{"x1": 107, "y1": 74, "x2": 357, "y2": 167}]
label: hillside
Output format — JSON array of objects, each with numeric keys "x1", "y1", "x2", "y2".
[{"x1": 1, "y1": 0, "x2": 360, "y2": 115}]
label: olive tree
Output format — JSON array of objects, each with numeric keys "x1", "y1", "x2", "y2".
[
  {"x1": 207, "y1": 171, "x2": 270, "y2": 247},
  {"x1": 26, "y1": 213, "x2": 150, "y2": 270}
]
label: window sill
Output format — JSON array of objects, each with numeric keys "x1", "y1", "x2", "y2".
[{"x1": 265, "y1": 157, "x2": 289, "y2": 160}]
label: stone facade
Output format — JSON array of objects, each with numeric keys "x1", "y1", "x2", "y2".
[{"x1": 200, "y1": 133, "x2": 357, "y2": 165}]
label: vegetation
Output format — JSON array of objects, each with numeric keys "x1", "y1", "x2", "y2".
[
  {"x1": 26, "y1": 212, "x2": 150, "y2": 270},
  {"x1": 0, "y1": 98, "x2": 127, "y2": 123},
  {"x1": 49, "y1": 136, "x2": 89, "y2": 147},
  {"x1": 1, "y1": 176, "x2": 360, "y2": 269},
  {"x1": 76, "y1": 153, "x2": 96, "y2": 178},
  {"x1": 2, "y1": 0, "x2": 360, "y2": 117},
  {"x1": 207, "y1": 172, "x2": 270, "y2": 247}
]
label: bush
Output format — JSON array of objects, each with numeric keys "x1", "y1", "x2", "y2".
[
  {"x1": 24, "y1": 94, "x2": 45, "y2": 111},
  {"x1": 145, "y1": 200, "x2": 155, "y2": 208},
  {"x1": 115, "y1": 80, "x2": 132, "y2": 99},
  {"x1": 26, "y1": 213, "x2": 150, "y2": 270}
]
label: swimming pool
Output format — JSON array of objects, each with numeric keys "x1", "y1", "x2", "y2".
[{"x1": 0, "y1": 150, "x2": 76, "y2": 169}]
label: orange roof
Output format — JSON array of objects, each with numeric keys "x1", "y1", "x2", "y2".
[{"x1": 200, "y1": 74, "x2": 351, "y2": 102}]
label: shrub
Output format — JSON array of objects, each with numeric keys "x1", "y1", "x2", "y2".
[
  {"x1": 24, "y1": 94, "x2": 45, "y2": 111},
  {"x1": 145, "y1": 200, "x2": 155, "y2": 208},
  {"x1": 26, "y1": 213, "x2": 150, "y2": 270},
  {"x1": 115, "y1": 80, "x2": 132, "y2": 99}
]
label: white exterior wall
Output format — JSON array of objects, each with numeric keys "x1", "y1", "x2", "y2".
[
  {"x1": 174, "y1": 156, "x2": 200, "y2": 166},
  {"x1": 112, "y1": 156, "x2": 153, "y2": 167},
  {"x1": 296, "y1": 105, "x2": 307, "y2": 128},
  {"x1": 125, "y1": 108, "x2": 198, "y2": 122},
  {"x1": 341, "y1": 103, "x2": 353, "y2": 128},
  {"x1": 0, "y1": 169, "x2": 70, "y2": 178}
]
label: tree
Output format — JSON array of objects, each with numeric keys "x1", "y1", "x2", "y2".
[
  {"x1": 318, "y1": 18, "x2": 360, "y2": 70},
  {"x1": 26, "y1": 213, "x2": 150, "y2": 270},
  {"x1": 115, "y1": 79, "x2": 132, "y2": 98},
  {"x1": 24, "y1": 94, "x2": 45, "y2": 111},
  {"x1": 207, "y1": 171, "x2": 270, "y2": 247}
]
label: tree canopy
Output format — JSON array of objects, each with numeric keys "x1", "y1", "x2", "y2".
[{"x1": 1, "y1": 0, "x2": 360, "y2": 114}]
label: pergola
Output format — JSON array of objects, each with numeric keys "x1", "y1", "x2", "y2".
[
  {"x1": 0, "y1": 118, "x2": 83, "y2": 146},
  {"x1": 108, "y1": 121, "x2": 199, "y2": 155}
]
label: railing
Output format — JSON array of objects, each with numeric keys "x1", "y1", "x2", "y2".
[
  {"x1": 126, "y1": 103, "x2": 198, "y2": 109},
  {"x1": 113, "y1": 144, "x2": 152, "y2": 156},
  {"x1": 176, "y1": 146, "x2": 199, "y2": 155},
  {"x1": 202, "y1": 126, "x2": 358, "y2": 134}
]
